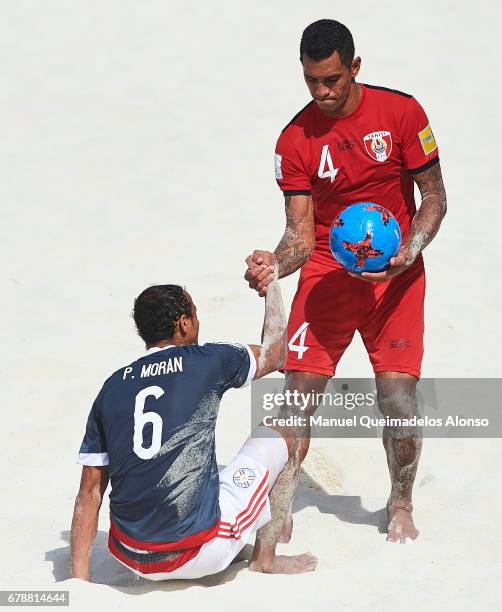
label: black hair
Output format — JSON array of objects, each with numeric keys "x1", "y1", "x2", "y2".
[
  {"x1": 300, "y1": 19, "x2": 355, "y2": 67},
  {"x1": 133, "y1": 285, "x2": 192, "y2": 346}
]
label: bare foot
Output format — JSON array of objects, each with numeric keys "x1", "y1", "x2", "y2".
[
  {"x1": 279, "y1": 517, "x2": 293, "y2": 543},
  {"x1": 249, "y1": 552, "x2": 318, "y2": 574},
  {"x1": 386, "y1": 501, "x2": 419, "y2": 543}
]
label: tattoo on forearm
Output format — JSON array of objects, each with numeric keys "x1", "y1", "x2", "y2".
[
  {"x1": 404, "y1": 162, "x2": 447, "y2": 261},
  {"x1": 274, "y1": 198, "x2": 315, "y2": 277},
  {"x1": 275, "y1": 234, "x2": 312, "y2": 275}
]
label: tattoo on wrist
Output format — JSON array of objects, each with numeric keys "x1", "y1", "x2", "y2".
[{"x1": 275, "y1": 240, "x2": 311, "y2": 275}]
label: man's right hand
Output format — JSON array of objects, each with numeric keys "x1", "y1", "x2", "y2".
[{"x1": 244, "y1": 250, "x2": 276, "y2": 296}]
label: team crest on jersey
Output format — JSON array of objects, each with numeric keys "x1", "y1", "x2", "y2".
[
  {"x1": 233, "y1": 467, "x2": 256, "y2": 488},
  {"x1": 363, "y1": 131, "x2": 393, "y2": 162}
]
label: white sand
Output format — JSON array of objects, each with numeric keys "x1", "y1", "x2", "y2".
[{"x1": 1, "y1": 1, "x2": 501, "y2": 610}]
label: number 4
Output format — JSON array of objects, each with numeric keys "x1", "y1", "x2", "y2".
[
  {"x1": 318, "y1": 144, "x2": 338, "y2": 183},
  {"x1": 288, "y1": 322, "x2": 310, "y2": 360}
]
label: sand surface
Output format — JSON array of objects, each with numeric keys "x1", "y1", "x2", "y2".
[{"x1": 1, "y1": 1, "x2": 501, "y2": 610}]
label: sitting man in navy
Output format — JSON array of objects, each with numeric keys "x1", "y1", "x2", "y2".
[{"x1": 70, "y1": 269, "x2": 317, "y2": 580}]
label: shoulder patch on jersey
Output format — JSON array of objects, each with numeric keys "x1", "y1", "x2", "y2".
[
  {"x1": 281, "y1": 101, "x2": 315, "y2": 132},
  {"x1": 418, "y1": 124, "x2": 437, "y2": 155},
  {"x1": 362, "y1": 83, "x2": 413, "y2": 98},
  {"x1": 275, "y1": 153, "x2": 283, "y2": 179}
]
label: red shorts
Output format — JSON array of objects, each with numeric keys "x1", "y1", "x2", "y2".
[{"x1": 284, "y1": 258, "x2": 426, "y2": 378}]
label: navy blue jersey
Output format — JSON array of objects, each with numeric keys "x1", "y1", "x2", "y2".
[{"x1": 78, "y1": 342, "x2": 255, "y2": 548}]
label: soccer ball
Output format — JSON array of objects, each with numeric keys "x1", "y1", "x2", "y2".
[{"x1": 329, "y1": 202, "x2": 401, "y2": 273}]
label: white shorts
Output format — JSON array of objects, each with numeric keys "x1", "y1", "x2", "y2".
[{"x1": 123, "y1": 427, "x2": 288, "y2": 581}]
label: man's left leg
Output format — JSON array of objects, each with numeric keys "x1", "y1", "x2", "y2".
[
  {"x1": 376, "y1": 371, "x2": 422, "y2": 543},
  {"x1": 360, "y1": 262, "x2": 426, "y2": 543}
]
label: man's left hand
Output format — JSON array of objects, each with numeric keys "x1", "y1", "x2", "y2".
[{"x1": 348, "y1": 247, "x2": 415, "y2": 283}]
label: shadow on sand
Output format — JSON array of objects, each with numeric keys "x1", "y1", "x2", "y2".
[
  {"x1": 46, "y1": 469, "x2": 386, "y2": 591},
  {"x1": 295, "y1": 469, "x2": 387, "y2": 532},
  {"x1": 45, "y1": 531, "x2": 254, "y2": 593}
]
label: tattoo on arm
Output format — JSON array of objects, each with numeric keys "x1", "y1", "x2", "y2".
[
  {"x1": 404, "y1": 162, "x2": 447, "y2": 261},
  {"x1": 274, "y1": 196, "x2": 315, "y2": 277}
]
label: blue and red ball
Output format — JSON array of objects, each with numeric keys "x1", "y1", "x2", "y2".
[{"x1": 329, "y1": 202, "x2": 401, "y2": 273}]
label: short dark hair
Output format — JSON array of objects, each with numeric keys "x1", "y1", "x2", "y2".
[
  {"x1": 300, "y1": 19, "x2": 355, "y2": 67},
  {"x1": 133, "y1": 285, "x2": 192, "y2": 346}
]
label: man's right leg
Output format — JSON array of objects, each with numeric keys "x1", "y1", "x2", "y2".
[
  {"x1": 249, "y1": 370, "x2": 329, "y2": 574},
  {"x1": 249, "y1": 263, "x2": 358, "y2": 572}
]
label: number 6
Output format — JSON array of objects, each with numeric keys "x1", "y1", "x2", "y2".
[{"x1": 133, "y1": 386, "x2": 164, "y2": 459}]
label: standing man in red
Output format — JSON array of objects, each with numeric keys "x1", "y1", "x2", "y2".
[{"x1": 245, "y1": 19, "x2": 447, "y2": 571}]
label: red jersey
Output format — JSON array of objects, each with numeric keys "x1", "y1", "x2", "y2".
[{"x1": 275, "y1": 83, "x2": 439, "y2": 268}]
